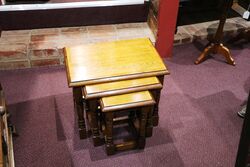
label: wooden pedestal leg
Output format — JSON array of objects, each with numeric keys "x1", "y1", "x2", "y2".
[
  {"x1": 105, "y1": 112, "x2": 115, "y2": 155},
  {"x1": 194, "y1": 43, "x2": 215, "y2": 65},
  {"x1": 88, "y1": 100, "x2": 103, "y2": 146},
  {"x1": 138, "y1": 106, "x2": 149, "y2": 149},
  {"x1": 217, "y1": 44, "x2": 235, "y2": 65},
  {"x1": 194, "y1": 43, "x2": 235, "y2": 66},
  {"x1": 73, "y1": 87, "x2": 87, "y2": 139},
  {"x1": 194, "y1": 0, "x2": 235, "y2": 66}
]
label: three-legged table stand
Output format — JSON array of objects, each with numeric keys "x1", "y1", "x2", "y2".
[{"x1": 195, "y1": 0, "x2": 235, "y2": 66}]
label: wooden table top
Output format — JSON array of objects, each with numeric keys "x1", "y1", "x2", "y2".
[
  {"x1": 85, "y1": 77, "x2": 160, "y2": 94},
  {"x1": 83, "y1": 77, "x2": 162, "y2": 99},
  {"x1": 64, "y1": 38, "x2": 169, "y2": 87},
  {"x1": 100, "y1": 91, "x2": 155, "y2": 112}
]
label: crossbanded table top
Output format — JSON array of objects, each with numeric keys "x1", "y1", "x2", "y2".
[{"x1": 64, "y1": 38, "x2": 169, "y2": 87}]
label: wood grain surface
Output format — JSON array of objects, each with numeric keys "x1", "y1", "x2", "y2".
[
  {"x1": 64, "y1": 38, "x2": 169, "y2": 87},
  {"x1": 83, "y1": 76, "x2": 162, "y2": 99}
]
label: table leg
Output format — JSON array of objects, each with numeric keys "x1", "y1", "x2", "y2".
[
  {"x1": 138, "y1": 106, "x2": 149, "y2": 149},
  {"x1": 73, "y1": 87, "x2": 87, "y2": 139},
  {"x1": 145, "y1": 107, "x2": 153, "y2": 137},
  {"x1": 88, "y1": 100, "x2": 103, "y2": 146},
  {"x1": 105, "y1": 112, "x2": 115, "y2": 155},
  {"x1": 152, "y1": 76, "x2": 164, "y2": 126}
]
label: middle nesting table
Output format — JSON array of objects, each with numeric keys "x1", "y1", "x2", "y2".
[{"x1": 82, "y1": 77, "x2": 162, "y2": 146}]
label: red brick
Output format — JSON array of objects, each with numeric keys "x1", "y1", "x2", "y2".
[
  {"x1": 29, "y1": 41, "x2": 58, "y2": 50},
  {"x1": 0, "y1": 39, "x2": 29, "y2": 66},
  {"x1": 60, "y1": 32, "x2": 87, "y2": 41},
  {"x1": 31, "y1": 59, "x2": 60, "y2": 67},
  {"x1": 31, "y1": 34, "x2": 60, "y2": 42},
  {"x1": 0, "y1": 60, "x2": 29, "y2": 70},
  {"x1": 1, "y1": 30, "x2": 31, "y2": 37},
  {"x1": 58, "y1": 49, "x2": 64, "y2": 57},
  {"x1": 60, "y1": 27, "x2": 85, "y2": 33},
  {"x1": 0, "y1": 43, "x2": 27, "y2": 51},
  {"x1": 31, "y1": 35, "x2": 45, "y2": 42},
  {"x1": 0, "y1": 43, "x2": 27, "y2": 60},
  {"x1": 31, "y1": 28, "x2": 59, "y2": 35},
  {"x1": 46, "y1": 49, "x2": 60, "y2": 57},
  {"x1": 29, "y1": 49, "x2": 61, "y2": 59},
  {"x1": 0, "y1": 35, "x2": 30, "y2": 44},
  {"x1": 0, "y1": 49, "x2": 28, "y2": 61},
  {"x1": 29, "y1": 50, "x2": 46, "y2": 58}
]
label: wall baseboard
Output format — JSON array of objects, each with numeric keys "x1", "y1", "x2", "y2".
[{"x1": 0, "y1": 3, "x2": 149, "y2": 30}]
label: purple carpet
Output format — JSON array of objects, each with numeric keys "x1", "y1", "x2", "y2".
[{"x1": 0, "y1": 39, "x2": 249, "y2": 167}]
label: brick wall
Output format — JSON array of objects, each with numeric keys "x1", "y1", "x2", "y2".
[
  {"x1": 0, "y1": 23, "x2": 155, "y2": 70},
  {"x1": 0, "y1": 17, "x2": 249, "y2": 70}
]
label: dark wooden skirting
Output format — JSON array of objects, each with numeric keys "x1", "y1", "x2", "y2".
[{"x1": 0, "y1": 4, "x2": 149, "y2": 30}]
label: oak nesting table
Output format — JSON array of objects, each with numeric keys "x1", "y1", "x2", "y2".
[{"x1": 64, "y1": 38, "x2": 169, "y2": 140}]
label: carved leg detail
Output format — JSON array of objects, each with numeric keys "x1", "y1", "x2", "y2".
[
  {"x1": 138, "y1": 107, "x2": 148, "y2": 149},
  {"x1": 105, "y1": 112, "x2": 115, "y2": 155},
  {"x1": 73, "y1": 87, "x2": 87, "y2": 139},
  {"x1": 151, "y1": 76, "x2": 164, "y2": 126},
  {"x1": 88, "y1": 100, "x2": 102, "y2": 146},
  {"x1": 152, "y1": 89, "x2": 161, "y2": 126},
  {"x1": 146, "y1": 108, "x2": 153, "y2": 137}
]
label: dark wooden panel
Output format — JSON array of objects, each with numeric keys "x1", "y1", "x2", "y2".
[
  {"x1": 0, "y1": 4, "x2": 149, "y2": 30},
  {"x1": 235, "y1": 91, "x2": 250, "y2": 167},
  {"x1": 177, "y1": 0, "x2": 238, "y2": 26}
]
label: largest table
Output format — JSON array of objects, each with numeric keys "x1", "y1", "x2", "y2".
[{"x1": 64, "y1": 38, "x2": 169, "y2": 139}]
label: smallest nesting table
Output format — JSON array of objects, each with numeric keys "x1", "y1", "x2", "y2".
[{"x1": 64, "y1": 38, "x2": 169, "y2": 139}]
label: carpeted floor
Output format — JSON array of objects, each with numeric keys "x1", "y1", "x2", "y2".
[{"x1": 0, "y1": 39, "x2": 249, "y2": 167}]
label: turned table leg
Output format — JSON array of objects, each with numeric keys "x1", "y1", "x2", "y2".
[
  {"x1": 138, "y1": 106, "x2": 149, "y2": 149},
  {"x1": 73, "y1": 87, "x2": 87, "y2": 139},
  {"x1": 145, "y1": 106, "x2": 153, "y2": 137},
  {"x1": 105, "y1": 112, "x2": 115, "y2": 155},
  {"x1": 88, "y1": 100, "x2": 103, "y2": 146},
  {"x1": 152, "y1": 75, "x2": 164, "y2": 126}
]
